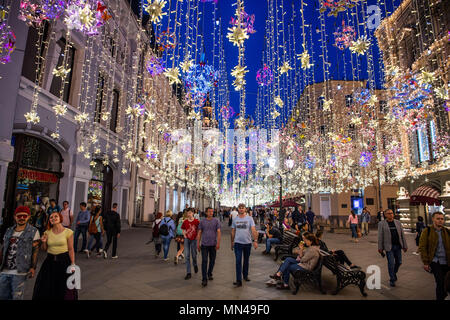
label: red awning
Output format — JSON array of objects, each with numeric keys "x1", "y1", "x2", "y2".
[
  {"x1": 410, "y1": 185, "x2": 441, "y2": 206},
  {"x1": 269, "y1": 200, "x2": 300, "y2": 208}
]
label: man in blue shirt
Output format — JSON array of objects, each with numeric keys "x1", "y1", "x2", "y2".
[
  {"x1": 74, "y1": 202, "x2": 90, "y2": 255},
  {"x1": 46, "y1": 199, "x2": 61, "y2": 218},
  {"x1": 305, "y1": 207, "x2": 315, "y2": 232}
]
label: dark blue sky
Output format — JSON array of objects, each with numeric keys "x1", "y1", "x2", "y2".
[{"x1": 139, "y1": 0, "x2": 402, "y2": 128}]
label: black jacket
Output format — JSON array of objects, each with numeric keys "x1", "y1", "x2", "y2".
[{"x1": 103, "y1": 210, "x2": 121, "y2": 234}]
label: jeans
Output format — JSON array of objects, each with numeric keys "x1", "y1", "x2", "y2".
[
  {"x1": 430, "y1": 262, "x2": 449, "y2": 300},
  {"x1": 74, "y1": 224, "x2": 88, "y2": 252},
  {"x1": 234, "y1": 243, "x2": 251, "y2": 282},
  {"x1": 350, "y1": 224, "x2": 358, "y2": 238},
  {"x1": 361, "y1": 222, "x2": 369, "y2": 235},
  {"x1": 161, "y1": 235, "x2": 172, "y2": 259},
  {"x1": 307, "y1": 221, "x2": 314, "y2": 233},
  {"x1": 0, "y1": 273, "x2": 27, "y2": 300},
  {"x1": 104, "y1": 232, "x2": 118, "y2": 257},
  {"x1": 278, "y1": 257, "x2": 306, "y2": 284},
  {"x1": 184, "y1": 238, "x2": 197, "y2": 274},
  {"x1": 154, "y1": 237, "x2": 161, "y2": 255},
  {"x1": 386, "y1": 244, "x2": 402, "y2": 282},
  {"x1": 201, "y1": 245, "x2": 217, "y2": 281},
  {"x1": 88, "y1": 233, "x2": 103, "y2": 252},
  {"x1": 265, "y1": 237, "x2": 281, "y2": 253}
]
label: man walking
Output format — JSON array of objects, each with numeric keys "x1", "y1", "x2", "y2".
[
  {"x1": 103, "y1": 203, "x2": 121, "y2": 259},
  {"x1": 378, "y1": 209, "x2": 408, "y2": 287},
  {"x1": 361, "y1": 207, "x2": 371, "y2": 236},
  {"x1": 197, "y1": 207, "x2": 221, "y2": 287},
  {"x1": 0, "y1": 206, "x2": 40, "y2": 300},
  {"x1": 262, "y1": 222, "x2": 282, "y2": 255},
  {"x1": 305, "y1": 207, "x2": 315, "y2": 233},
  {"x1": 60, "y1": 200, "x2": 73, "y2": 229},
  {"x1": 418, "y1": 211, "x2": 450, "y2": 300},
  {"x1": 231, "y1": 203, "x2": 258, "y2": 287},
  {"x1": 74, "y1": 202, "x2": 90, "y2": 256}
]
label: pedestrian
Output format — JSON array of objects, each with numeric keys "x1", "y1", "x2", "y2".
[
  {"x1": 152, "y1": 212, "x2": 163, "y2": 258},
  {"x1": 269, "y1": 232, "x2": 320, "y2": 290},
  {"x1": 32, "y1": 211, "x2": 77, "y2": 300},
  {"x1": 103, "y1": 203, "x2": 121, "y2": 259},
  {"x1": 194, "y1": 209, "x2": 200, "y2": 221},
  {"x1": 418, "y1": 211, "x2": 449, "y2": 300},
  {"x1": 181, "y1": 208, "x2": 199, "y2": 279},
  {"x1": 282, "y1": 217, "x2": 291, "y2": 231},
  {"x1": 174, "y1": 210, "x2": 187, "y2": 264},
  {"x1": 86, "y1": 206, "x2": 103, "y2": 256},
  {"x1": 229, "y1": 207, "x2": 238, "y2": 227},
  {"x1": 197, "y1": 207, "x2": 221, "y2": 287},
  {"x1": 87, "y1": 206, "x2": 104, "y2": 257},
  {"x1": 299, "y1": 207, "x2": 307, "y2": 228},
  {"x1": 347, "y1": 210, "x2": 359, "y2": 243},
  {"x1": 73, "y1": 202, "x2": 90, "y2": 256},
  {"x1": 262, "y1": 222, "x2": 282, "y2": 255},
  {"x1": 0, "y1": 206, "x2": 40, "y2": 300},
  {"x1": 413, "y1": 216, "x2": 425, "y2": 255},
  {"x1": 361, "y1": 207, "x2": 371, "y2": 236},
  {"x1": 32, "y1": 205, "x2": 47, "y2": 236},
  {"x1": 159, "y1": 210, "x2": 176, "y2": 261},
  {"x1": 377, "y1": 208, "x2": 385, "y2": 222},
  {"x1": 46, "y1": 199, "x2": 61, "y2": 219},
  {"x1": 231, "y1": 203, "x2": 258, "y2": 287},
  {"x1": 146, "y1": 211, "x2": 156, "y2": 244},
  {"x1": 60, "y1": 201, "x2": 73, "y2": 229},
  {"x1": 258, "y1": 209, "x2": 265, "y2": 226},
  {"x1": 305, "y1": 207, "x2": 315, "y2": 233},
  {"x1": 378, "y1": 208, "x2": 408, "y2": 287}
]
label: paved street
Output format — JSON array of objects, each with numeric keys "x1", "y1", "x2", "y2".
[{"x1": 24, "y1": 220, "x2": 436, "y2": 300}]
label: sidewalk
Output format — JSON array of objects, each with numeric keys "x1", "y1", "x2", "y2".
[{"x1": 23, "y1": 221, "x2": 437, "y2": 300}]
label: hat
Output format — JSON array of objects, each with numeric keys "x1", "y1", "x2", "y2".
[{"x1": 14, "y1": 206, "x2": 31, "y2": 216}]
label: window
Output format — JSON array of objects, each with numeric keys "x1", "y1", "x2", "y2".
[
  {"x1": 317, "y1": 97, "x2": 324, "y2": 110},
  {"x1": 110, "y1": 89, "x2": 119, "y2": 132},
  {"x1": 94, "y1": 73, "x2": 105, "y2": 123},
  {"x1": 22, "y1": 21, "x2": 50, "y2": 82},
  {"x1": 320, "y1": 125, "x2": 326, "y2": 135},
  {"x1": 379, "y1": 100, "x2": 387, "y2": 113},
  {"x1": 430, "y1": 120, "x2": 437, "y2": 159},
  {"x1": 366, "y1": 198, "x2": 374, "y2": 205},
  {"x1": 345, "y1": 95, "x2": 353, "y2": 108},
  {"x1": 417, "y1": 126, "x2": 430, "y2": 162},
  {"x1": 49, "y1": 37, "x2": 76, "y2": 103}
]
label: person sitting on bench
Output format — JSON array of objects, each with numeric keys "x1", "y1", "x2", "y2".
[
  {"x1": 315, "y1": 230, "x2": 360, "y2": 269},
  {"x1": 262, "y1": 222, "x2": 282, "y2": 254},
  {"x1": 269, "y1": 232, "x2": 320, "y2": 290}
]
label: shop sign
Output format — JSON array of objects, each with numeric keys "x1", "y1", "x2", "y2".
[{"x1": 18, "y1": 168, "x2": 58, "y2": 183}]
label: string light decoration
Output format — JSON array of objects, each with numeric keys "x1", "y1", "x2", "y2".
[
  {"x1": 333, "y1": 21, "x2": 356, "y2": 50},
  {"x1": 0, "y1": 22, "x2": 15, "y2": 64},
  {"x1": 65, "y1": 0, "x2": 110, "y2": 36},
  {"x1": 319, "y1": 0, "x2": 361, "y2": 17},
  {"x1": 256, "y1": 64, "x2": 273, "y2": 86},
  {"x1": 144, "y1": 0, "x2": 167, "y2": 24},
  {"x1": 230, "y1": 9, "x2": 256, "y2": 35},
  {"x1": 145, "y1": 55, "x2": 165, "y2": 76},
  {"x1": 156, "y1": 29, "x2": 176, "y2": 52}
]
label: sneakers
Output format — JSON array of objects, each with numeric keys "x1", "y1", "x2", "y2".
[
  {"x1": 111, "y1": 256, "x2": 118, "y2": 259},
  {"x1": 233, "y1": 281, "x2": 242, "y2": 287},
  {"x1": 276, "y1": 284, "x2": 290, "y2": 290},
  {"x1": 174, "y1": 256, "x2": 178, "y2": 265},
  {"x1": 202, "y1": 280, "x2": 207, "y2": 287},
  {"x1": 103, "y1": 251, "x2": 108, "y2": 259},
  {"x1": 244, "y1": 277, "x2": 250, "y2": 282},
  {"x1": 99, "y1": 248, "x2": 104, "y2": 253},
  {"x1": 163, "y1": 258, "x2": 169, "y2": 262},
  {"x1": 180, "y1": 254, "x2": 185, "y2": 259},
  {"x1": 208, "y1": 275, "x2": 213, "y2": 281},
  {"x1": 270, "y1": 273, "x2": 281, "y2": 280},
  {"x1": 412, "y1": 252, "x2": 419, "y2": 255},
  {"x1": 389, "y1": 281, "x2": 396, "y2": 287},
  {"x1": 84, "y1": 249, "x2": 90, "y2": 258},
  {"x1": 185, "y1": 273, "x2": 192, "y2": 280},
  {"x1": 194, "y1": 265, "x2": 198, "y2": 273}
]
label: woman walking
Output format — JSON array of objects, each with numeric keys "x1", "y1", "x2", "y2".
[
  {"x1": 413, "y1": 216, "x2": 425, "y2": 255},
  {"x1": 174, "y1": 211, "x2": 187, "y2": 264},
  {"x1": 152, "y1": 212, "x2": 163, "y2": 257},
  {"x1": 87, "y1": 206, "x2": 104, "y2": 257},
  {"x1": 347, "y1": 210, "x2": 359, "y2": 243},
  {"x1": 159, "y1": 210, "x2": 176, "y2": 261},
  {"x1": 32, "y1": 211, "x2": 77, "y2": 300}
]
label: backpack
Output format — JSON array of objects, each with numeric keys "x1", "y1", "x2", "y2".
[
  {"x1": 159, "y1": 218, "x2": 170, "y2": 236},
  {"x1": 152, "y1": 220, "x2": 161, "y2": 238}
]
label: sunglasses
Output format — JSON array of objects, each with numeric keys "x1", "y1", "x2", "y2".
[{"x1": 16, "y1": 214, "x2": 28, "y2": 219}]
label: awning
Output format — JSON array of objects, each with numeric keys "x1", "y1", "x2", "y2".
[
  {"x1": 410, "y1": 185, "x2": 441, "y2": 206},
  {"x1": 268, "y1": 200, "x2": 300, "y2": 208}
]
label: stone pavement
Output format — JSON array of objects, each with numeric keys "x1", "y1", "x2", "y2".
[{"x1": 23, "y1": 220, "x2": 437, "y2": 300}]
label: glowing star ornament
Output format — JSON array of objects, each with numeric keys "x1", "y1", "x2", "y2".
[
  {"x1": 121, "y1": 168, "x2": 127, "y2": 174},
  {"x1": 298, "y1": 51, "x2": 311, "y2": 69},
  {"x1": 350, "y1": 36, "x2": 370, "y2": 55},
  {"x1": 188, "y1": 110, "x2": 201, "y2": 120},
  {"x1": 274, "y1": 96, "x2": 284, "y2": 107},
  {"x1": 323, "y1": 99, "x2": 333, "y2": 111},
  {"x1": 53, "y1": 104, "x2": 67, "y2": 116},
  {"x1": 65, "y1": 0, "x2": 108, "y2": 36},
  {"x1": 434, "y1": 86, "x2": 449, "y2": 100},
  {"x1": 144, "y1": 111, "x2": 156, "y2": 123},
  {"x1": 51, "y1": 132, "x2": 60, "y2": 140},
  {"x1": 367, "y1": 94, "x2": 378, "y2": 106},
  {"x1": 144, "y1": 0, "x2": 167, "y2": 23},
  {"x1": 227, "y1": 26, "x2": 249, "y2": 47},
  {"x1": 231, "y1": 65, "x2": 248, "y2": 91},
  {"x1": 180, "y1": 58, "x2": 194, "y2": 73},
  {"x1": 350, "y1": 117, "x2": 362, "y2": 125},
  {"x1": 279, "y1": 61, "x2": 292, "y2": 75},
  {"x1": 75, "y1": 112, "x2": 89, "y2": 123},
  {"x1": 52, "y1": 66, "x2": 71, "y2": 78},
  {"x1": 90, "y1": 134, "x2": 98, "y2": 144},
  {"x1": 77, "y1": 145, "x2": 85, "y2": 153},
  {"x1": 419, "y1": 70, "x2": 435, "y2": 85},
  {"x1": 235, "y1": 117, "x2": 246, "y2": 128},
  {"x1": 101, "y1": 112, "x2": 110, "y2": 121},
  {"x1": 83, "y1": 152, "x2": 90, "y2": 159},
  {"x1": 164, "y1": 67, "x2": 181, "y2": 85},
  {"x1": 126, "y1": 103, "x2": 144, "y2": 117},
  {"x1": 272, "y1": 110, "x2": 281, "y2": 119},
  {"x1": 25, "y1": 111, "x2": 40, "y2": 124}
]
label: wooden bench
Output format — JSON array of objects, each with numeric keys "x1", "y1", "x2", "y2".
[
  {"x1": 290, "y1": 255, "x2": 326, "y2": 295},
  {"x1": 320, "y1": 249, "x2": 367, "y2": 297},
  {"x1": 273, "y1": 231, "x2": 301, "y2": 261}
]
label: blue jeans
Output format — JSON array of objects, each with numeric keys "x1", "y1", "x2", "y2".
[
  {"x1": 201, "y1": 245, "x2": 217, "y2": 281},
  {"x1": 278, "y1": 257, "x2": 306, "y2": 284},
  {"x1": 184, "y1": 238, "x2": 197, "y2": 274},
  {"x1": 350, "y1": 224, "x2": 358, "y2": 238},
  {"x1": 386, "y1": 244, "x2": 402, "y2": 282},
  {"x1": 234, "y1": 243, "x2": 251, "y2": 282},
  {"x1": 265, "y1": 237, "x2": 281, "y2": 253},
  {"x1": 0, "y1": 273, "x2": 27, "y2": 300},
  {"x1": 74, "y1": 224, "x2": 88, "y2": 252},
  {"x1": 161, "y1": 235, "x2": 172, "y2": 259},
  {"x1": 88, "y1": 233, "x2": 103, "y2": 252}
]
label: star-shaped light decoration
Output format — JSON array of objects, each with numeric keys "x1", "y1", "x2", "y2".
[
  {"x1": 84, "y1": 152, "x2": 90, "y2": 159},
  {"x1": 74, "y1": 112, "x2": 89, "y2": 124},
  {"x1": 350, "y1": 36, "x2": 370, "y2": 55},
  {"x1": 121, "y1": 168, "x2": 128, "y2": 174},
  {"x1": 94, "y1": 147, "x2": 101, "y2": 154},
  {"x1": 180, "y1": 58, "x2": 194, "y2": 73},
  {"x1": 52, "y1": 66, "x2": 71, "y2": 78},
  {"x1": 272, "y1": 109, "x2": 281, "y2": 119},
  {"x1": 298, "y1": 51, "x2": 311, "y2": 69},
  {"x1": 279, "y1": 61, "x2": 292, "y2": 75},
  {"x1": 112, "y1": 149, "x2": 119, "y2": 156},
  {"x1": 231, "y1": 65, "x2": 248, "y2": 91},
  {"x1": 79, "y1": 3, "x2": 95, "y2": 28},
  {"x1": 144, "y1": 0, "x2": 167, "y2": 23},
  {"x1": 350, "y1": 116, "x2": 362, "y2": 125},
  {"x1": 102, "y1": 158, "x2": 109, "y2": 166},
  {"x1": 53, "y1": 104, "x2": 67, "y2": 116},
  {"x1": 323, "y1": 99, "x2": 333, "y2": 111},
  {"x1": 434, "y1": 86, "x2": 449, "y2": 100},
  {"x1": 164, "y1": 67, "x2": 181, "y2": 85},
  {"x1": 77, "y1": 145, "x2": 85, "y2": 153},
  {"x1": 90, "y1": 134, "x2": 98, "y2": 144},
  {"x1": 90, "y1": 161, "x2": 96, "y2": 167},
  {"x1": 51, "y1": 132, "x2": 60, "y2": 140},
  {"x1": 101, "y1": 112, "x2": 110, "y2": 121},
  {"x1": 25, "y1": 111, "x2": 40, "y2": 124},
  {"x1": 227, "y1": 26, "x2": 249, "y2": 47},
  {"x1": 367, "y1": 94, "x2": 378, "y2": 106},
  {"x1": 419, "y1": 70, "x2": 435, "y2": 85},
  {"x1": 235, "y1": 117, "x2": 246, "y2": 128},
  {"x1": 274, "y1": 96, "x2": 284, "y2": 107},
  {"x1": 126, "y1": 103, "x2": 144, "y2": 117},
  {"x1": 144, "y1": 111, "x2": 156, "y2": 124},
  {"x1": 113, "y1": 157, "x2": 120, "y2": 163},
  {"x1": 188, "y1": 110, "x2": 201, "y2": 120}
]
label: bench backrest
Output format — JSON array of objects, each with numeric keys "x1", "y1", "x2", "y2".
[{"x1": 281, "y1": 231, "x2": 298, "y2": 245}]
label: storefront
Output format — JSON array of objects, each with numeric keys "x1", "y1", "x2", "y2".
[
  {"x1": 87, "y1": 159, "x2": 113, "y2": 212},
  {"x1": 3, "y1": 134, "x2": 63, "y2": 225}
]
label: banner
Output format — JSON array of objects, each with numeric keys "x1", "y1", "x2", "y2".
[{"x1": 18, "y1": 168, "x2": 59, "y2": 184}]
